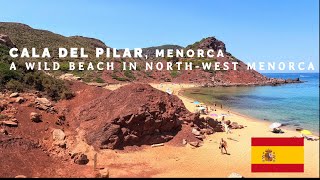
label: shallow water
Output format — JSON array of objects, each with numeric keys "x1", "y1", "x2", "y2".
[{"x1": 183, "y1": 73, "x2": 319, "y2": 134}]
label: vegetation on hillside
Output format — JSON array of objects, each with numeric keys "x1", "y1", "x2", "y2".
[
  {"x1": 0, "y1": 44, "x2": 74, "y2": 101},
  {"x1": 0, "y1": 23, "x2": 107, "y2": 56}
]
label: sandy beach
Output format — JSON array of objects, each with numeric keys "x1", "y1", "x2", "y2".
[{"x1": 94, "y1": 83, "x2": 319, "y2": 178}]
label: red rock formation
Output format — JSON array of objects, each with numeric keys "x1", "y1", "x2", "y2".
[{"x1": 76, "y1": 83, "x2": 196, "y2": 149}]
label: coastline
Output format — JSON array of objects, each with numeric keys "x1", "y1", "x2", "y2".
[
  {"x1": 101, "y1": 82, "x2": 319, "y2": 178},
  {"x1": 151, "y1": 82, "x2": 318, "y2": 136},
  {"x1": 178, "y1": 83, "x2": 319, "y2": 136}
]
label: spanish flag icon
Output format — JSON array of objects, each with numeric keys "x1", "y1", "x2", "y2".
[{"x1": 251, "y1": 137, "x2": 304, "y2": 172}]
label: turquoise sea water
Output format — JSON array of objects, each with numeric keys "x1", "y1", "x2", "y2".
[{"x1": 183, "y1": 73, "x2": 319, "y2": 134}]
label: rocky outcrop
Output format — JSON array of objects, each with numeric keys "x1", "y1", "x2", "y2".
[
  {"x1": 35, "y1": 98, "x2": 55, "y2": 112},
  {"x1": 77, "y1": 83, "x2": 197, "y2": 149},
  {"x1": 187, "y1": 36, "x2": 227, "y2": 53},
  {"x1": 0, "y1": 34, "x2": 16, "y2": 48}
]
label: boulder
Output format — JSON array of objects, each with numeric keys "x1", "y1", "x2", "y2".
[
  {"x1": 52, "y1": 129, "x2": 66, "y2": 141},
  {"x1": 15, "y1": 97, "x2": 25, "y2": 104},
  {"x1": 192, "y1": 128, "x2": 201, "y2": 136},
  {"x1": 35, "y1": 98, "x2": 53, "y2": 111},
  {"x1": 72, "y1": 153, "x2": 89, "y2": 165},
  {"x1": 203, "y1": 128, "x2": 214, "y2": 135},
  {"x1": 207, "y1": 118, "x2": 219, "y2": 128},
  {"x1": 30, "y1": 112, "x2": 42, "y2": 123},
  {"x1": 182, "y1": 139, "x2": 187, "y2": 145},
  {"x1": 1, "y1": 120, "x2": 18, "y2": 127},
  {"x1": 9, "y1": 92, "x2": 19, "y2": 98},
  {"x1": 195, "y1": 135, "x2": 205, "y2": 140},
  {"x1": 189, "y1": 141, "x2": 200, "y2": 148},
  {"x1": 214, "y1": 124, "x2": 224, "y2": 132}
]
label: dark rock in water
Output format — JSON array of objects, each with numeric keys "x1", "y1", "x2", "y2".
[
  {"x1": 78, "y1": 84, "x2": 198, "y2": 150},
  {"x1": 296, "y1": 127, "x2": 303, "y2": 131}
]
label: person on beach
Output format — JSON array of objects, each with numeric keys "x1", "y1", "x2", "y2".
[
  {"x1": 221, "y1": 120, "x2": 232, "y2": 134},
  {"x1": 220, "y1": 138, "x2": 228, "y2": 155}
]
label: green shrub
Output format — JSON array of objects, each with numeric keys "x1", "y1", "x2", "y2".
[
  {"x1": 145, "y1": 71, "x2": 153, "y2": 78},
  {"x1": 111, "y1": 74, "x2": 127, "y2": 81},
  {"x1": 60, "y1": 62, "x2": 69, "y2": 72},
  {"x1": 0, "y1": 114, "x2": 8, "y2": 120},
  {"x1": 170, "y1": 70, "x2": 179, "y2": 78},
  {"x1": 61, "y1": 90, "x2": 75, "y2": 100},
  {"x1": 124, "y1": 70, "x2": 135, "y2": 80},
  {"x1": 5, "y1": 79, "x2": 24, "y2": 92},
  {"x1": 0, "y1": 46, "x2": 73, "y2": 100},
  {"x1": 95, "y1": 77, "x2": 105, "y2": 83}
]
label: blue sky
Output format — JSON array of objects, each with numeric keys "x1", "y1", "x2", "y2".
[{"x1": 0, "y1": 0, "x2": 319, "y2": 72}]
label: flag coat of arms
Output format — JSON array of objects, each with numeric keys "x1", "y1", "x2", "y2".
[{"x1": 251, "y1": 137, "x2": 304, "y2": 172}]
